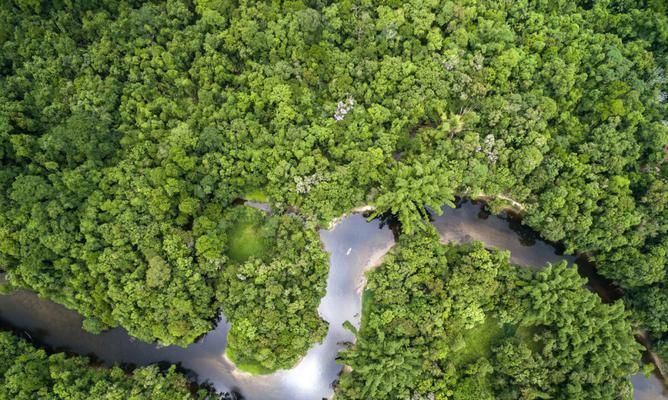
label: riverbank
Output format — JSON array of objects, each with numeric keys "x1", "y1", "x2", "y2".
[
  {"x1": 0, "y1": 209, "x2": 398, "y2": 400},
  {"x1": 0, "y1": 200, "x2": 665, "y2": 399},
  {"x1": 430, "y1": 199, "x2": 668, "y2": 395},
  {"x1": 638, "y1": 331, "x2": 668, "y2": 384},
  {"x1": 471, "y1": 193, "x2": 527, "y2": 214},
  {"x1": 264, "y1": 196, "x2": 668, "y2": 391}
]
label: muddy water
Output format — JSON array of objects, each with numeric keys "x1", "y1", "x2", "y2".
[{"x1": 0, "y1": 202, "x2": 665, "y2": 399}]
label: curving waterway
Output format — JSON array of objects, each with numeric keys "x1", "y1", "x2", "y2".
[{"x1": 0, "y1": 200, "x2": 665, "y2": 399}]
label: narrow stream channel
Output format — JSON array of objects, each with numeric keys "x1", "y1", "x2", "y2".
[{"x1": 1, "y1": 201, "x2": 665, "y2": 399}]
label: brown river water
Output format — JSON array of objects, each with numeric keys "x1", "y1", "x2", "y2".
[{"x1": 0, "y1": 200, "x2": 665, "y2": 399}]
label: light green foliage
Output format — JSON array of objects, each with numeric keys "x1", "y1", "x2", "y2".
[
  {"x1": 0, "y1": 0, "x2": 666, "y2": 379},
  {"x1": 373, "y1": 157, "x2": 456, "y2": 234},
  {"x1": 219, "y1": 212, "x2": 329, "y2": 373},
  {"x1": 336, "y1": 239, "x2": 641, "y2": 400},
  {"x1": 493, "y1": 263, "x2": 641, "y2": 399},
  {"x1": 146, "y1": 255, "x2": 171, "y2": 289},
  {"x1": 336, "y1": 237, "x2": 505, "y2": 399},
  {"x1": 0, "y1": 331, "x2": 205, "y2": 400},
  {"x1": 451, "y1": 318, "x2": 505, "y2": 365},
  {"x1": 226, "y1": 207, "x2": 269, "y2": 263},
  {"x1": 243, "y1": 189, "x2": 269, "y2": 203}
]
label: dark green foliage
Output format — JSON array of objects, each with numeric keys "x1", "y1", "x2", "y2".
[
  {"x1": 337, "y1": 236, "x2": 505, "y2": 399},
  {"x1": 218, "y1": 210, "x2": 329, "y2": 373},
  {"x1": 336, "y1": 239, "x2": 641, "y2": 399},
  {"x1": 628, "y1": 286, "x2": 668, "y2": 365},
  {"x1": 0, "y1": 331, "x2": 204, "y2": 400},
  {"x1": 0, "y1": 0, "x2": 666, "y2": 377},
  {"x1": 492, "y1": 263, "x2": 641, "y2": 399}
]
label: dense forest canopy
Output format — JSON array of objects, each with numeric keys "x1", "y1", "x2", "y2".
[
  {"x1": 0, "y1": 0, "x2": 666, "y2": 379},
  {"x1": 218, "y1": 206, "x2": 329, "y2": 373},
  {"x1": 0, "y1": 331, "x2": 208, "y2": 400},
  {"x1": 336, "y1": 238, "x2": 641, "y2": 399}
]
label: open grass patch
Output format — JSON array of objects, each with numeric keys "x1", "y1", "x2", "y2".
[
  {"x1": 243, "y1": 188, "x2": 269, "y2": 203},
  {"x1": 228, "y1": 222, "x2": 266, "y2": 263},
  {"x1": 360, "y1": 289, "x2": 374, "y2": 331},
  {"x1": 454, "y1": 318, "x2": 541, "y2": 366},
  {"x1": 226, "y1": 207, "x2": 270, "y2": 263},
  {"x1": 453, "y1": 317, "x2": 507, "y2": 365}
]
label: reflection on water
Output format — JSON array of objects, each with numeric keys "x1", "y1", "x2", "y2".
[
  {"x1": 0, "y1": 214, "x2": 395, "y2": 400},
  {"x1": 0, "y1": 289, "x2": 235, "y2": 388},
  {"x1": 0, "y1": 202, "x2": 665, "y2": 399},
  {"x1": 431, "y1": 201, "x2": 572, "y2": 268},
  {"x1": 430, "y1": 200, "x2": 666, "y2": 400}
]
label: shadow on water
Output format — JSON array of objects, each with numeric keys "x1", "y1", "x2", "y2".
[
  {"x1": 503, "y1": 212, "x2": 537, "y2": 247},
  {"x1": 371, "y1": 210, "x2": 401, "y2": 240},
  {"x1": 430, "y1": 200, "x2": 664, "y2": 399},
  {"x1": 0, "y1": 201, "x2": 664, "y2": 399},
  {"x1": 0, "y1": 212, "x2": 396, "y2": 400},
  {"x1": 430, "y1": 199, "x2": 623, "y2": 303}
]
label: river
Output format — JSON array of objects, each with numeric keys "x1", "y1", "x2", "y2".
[{"x1": 0, "y1": 200, "x2": 665, "y2": 399}]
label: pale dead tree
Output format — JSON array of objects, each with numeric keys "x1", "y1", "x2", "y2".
[
  {"x1": 334, "y1": 95, "x2": 354, "y2": 121},
  {"x1": 295, "y1": 173, "x2": 324, "y2": 194}
]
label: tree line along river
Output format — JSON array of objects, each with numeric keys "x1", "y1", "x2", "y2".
[{"x1": 0, "y1": 200, "x2": 665, "y2": 399}]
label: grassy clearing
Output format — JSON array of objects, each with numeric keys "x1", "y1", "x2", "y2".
[
  {"x1": 226, "y1": 207, "x2": 269, "y2": 263},
  {"x1": 454, "y1": 318, "x2": 506, "y2": 365},
  {"x1": 243, "y1": 188, "x2": 269, "y2": 203},
  {"x1": 228, "y1": 222, "x2": 266, "y2": 263},
  {"x1": 448, "y1": 317, "x2": 510, "y2": 396},
  {"x1": 359, "y1": 289, "x2": 374, "y2": 334},
  {"x1": 454, "y1": 318, "x2": 540, "y2": 364}
]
